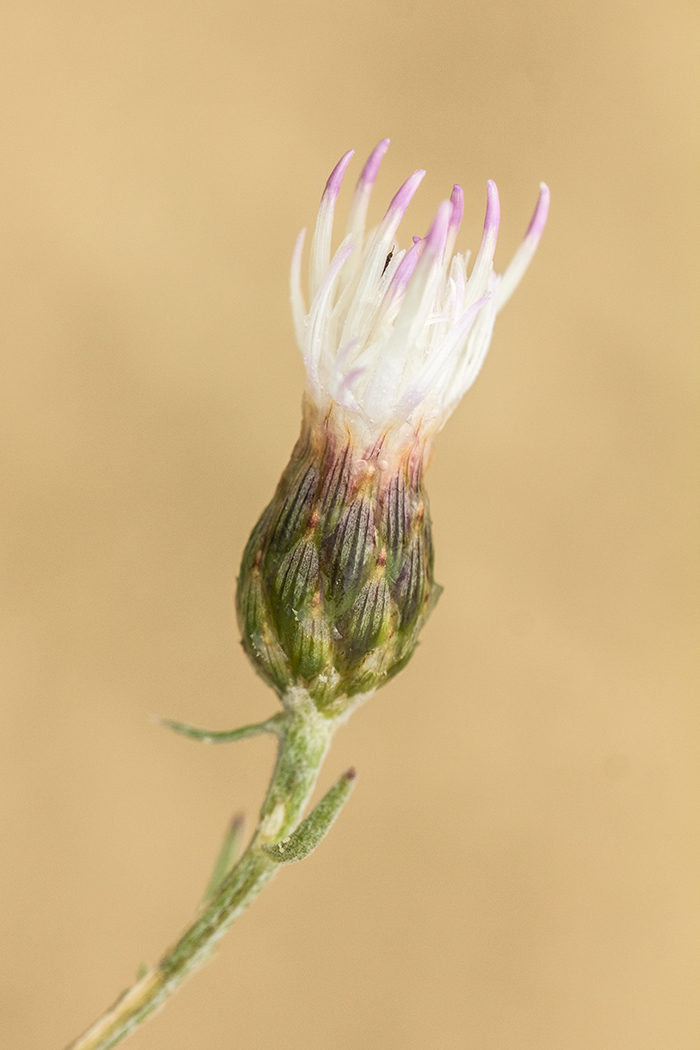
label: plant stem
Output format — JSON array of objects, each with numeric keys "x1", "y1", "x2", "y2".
[{"x1": 62, "y1": 695, "x2": 338, "y2": 1050}]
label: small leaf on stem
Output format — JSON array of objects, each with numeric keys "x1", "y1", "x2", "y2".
[
  {"x1": 263, "y1": 767, "x2": 357, "y2": 864},
  {"x1": 153, "y1": 713, "x2": 283, "y2": 743}
]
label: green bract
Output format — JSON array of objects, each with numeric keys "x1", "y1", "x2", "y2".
[{"x1": 236, "y1": 411, "x2": 441, "y2": 713}]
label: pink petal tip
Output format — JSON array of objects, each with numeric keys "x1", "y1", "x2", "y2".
[
  {"x1": 322, "y1": 149, "x2": 355, "y2": 203},
  {"x1": 387, "y1": 237, "x2": 425, "y2": 297},
  {"x1": 525, "y1": 182, "x2": 550, "y2": 242},
  {"x1": 449, "y1": 184, "x2": 465, "y2": 234},
  {"x1": 386, "y1": 169, "x2": 426, "y2": 222},
  {"x1": 357, "y1": 138, "x2": 390, "y2": 192}
]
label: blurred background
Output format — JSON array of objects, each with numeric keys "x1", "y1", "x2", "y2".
[{"x1": 0, "y1": 1, "x2": 697, "y2": 1048}]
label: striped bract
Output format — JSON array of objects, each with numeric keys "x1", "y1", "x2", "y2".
[{"x1": 236, "y1": 414, "x2": 440, "y2": 713}]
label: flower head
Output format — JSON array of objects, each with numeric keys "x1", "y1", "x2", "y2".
[
  {"x1": 237, "y1": 143, "x2": 548, "y2": 714},
  {"x1": 291, "y1": 140, "x2": 549, "y2": 458}
]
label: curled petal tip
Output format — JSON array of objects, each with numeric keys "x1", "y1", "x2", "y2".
[
  {"x1": 358, "y1": 138, "x2": 390, "y2": 191},
  {"x1": 387, "y1": 169, "x2": 426, "y2": 219},
  {"x1": 323, "y1": 149, "x2": 355, "y2": 202},
  {"x1": 495, "y1": 182, "x2": 550, "y2": 311},
  {"x1": 526, "y1": 182, "x2": 550, "y2": 242}
]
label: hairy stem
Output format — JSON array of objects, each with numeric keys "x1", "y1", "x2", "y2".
[{"x1": 62, "y1": 697, "x2": 340, "y2": 1050}]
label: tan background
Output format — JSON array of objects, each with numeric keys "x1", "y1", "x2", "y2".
[{"x1": 0, "y1": 1, "x2": 697, "y2": 1048}]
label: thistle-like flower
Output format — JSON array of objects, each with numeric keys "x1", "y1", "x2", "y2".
[{"x1": 237, "y1": 141, "x2": 549, "y2": 714}]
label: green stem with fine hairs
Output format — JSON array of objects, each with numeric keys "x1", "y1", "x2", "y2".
[{"x1": 62, "y1": 692, "x2": 357, "y2": 1050}]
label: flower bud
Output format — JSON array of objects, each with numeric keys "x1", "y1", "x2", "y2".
[
  {"x1": 237, "y1": 402, "x2": 441, "y2": 711},
  {"x1": 236, "y1": 142, "x2": 548, "y2": 713}
]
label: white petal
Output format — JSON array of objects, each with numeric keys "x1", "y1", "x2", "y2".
[
  {"x1": 309, "y1": 150, "x2": 354, "y2": 300},
  {"x1": 497, "y1": 183, "x2": 550, "y2": 311},
  {"x1": 290, "y1": 227, "x2": 307, "y2": 349}
]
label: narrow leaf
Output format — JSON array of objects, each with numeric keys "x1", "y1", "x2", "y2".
[
  {"x1": 264, "y1": 767, "x2": 357, "y2": 864},
  {"x1": 154, "y1": 713, "x2": 283, "y2": 744}
]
